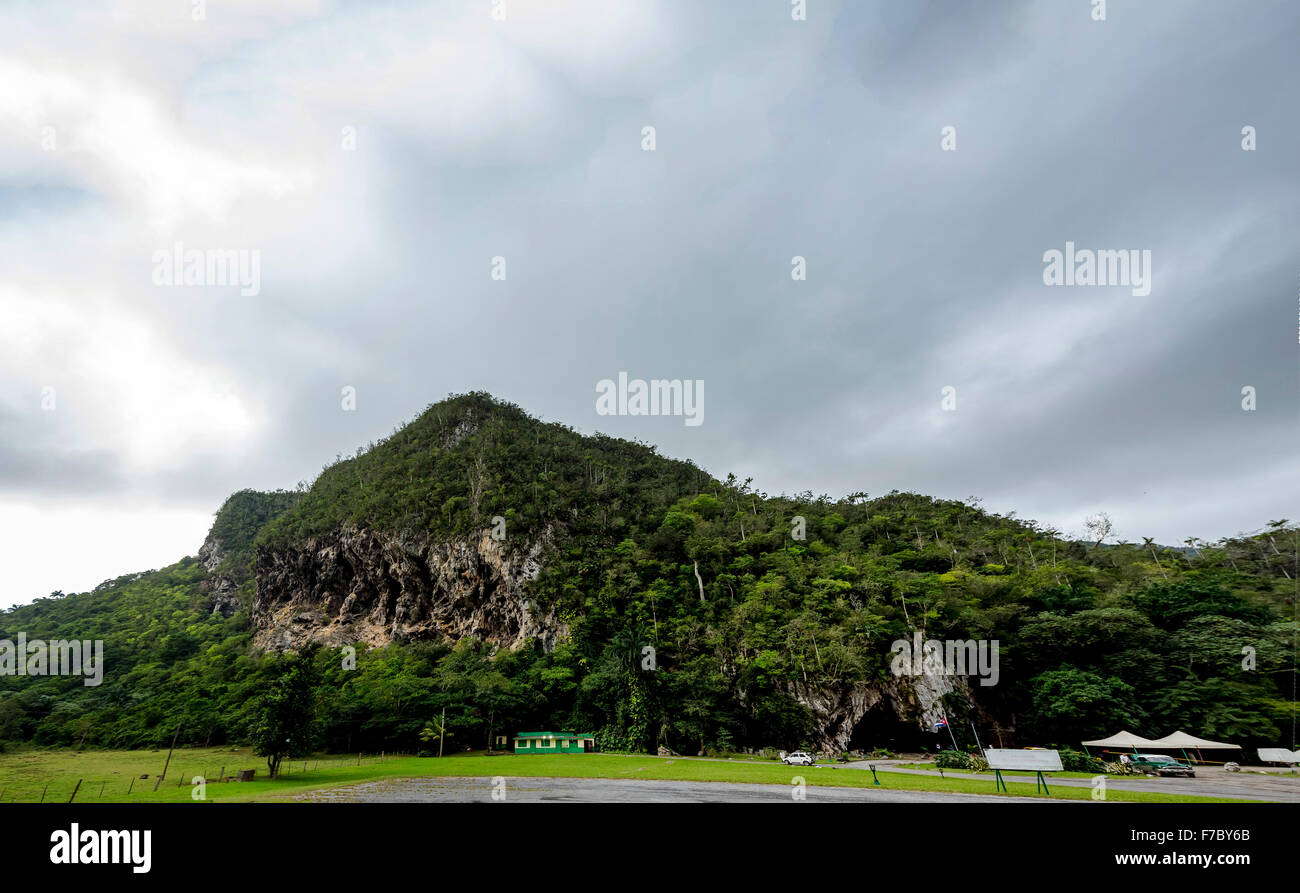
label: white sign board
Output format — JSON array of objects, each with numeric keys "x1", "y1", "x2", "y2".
[
  {"x1": 984, "y1": 749, "x2": 1063, "y2": 772},
  {"x1": 1257, "y1": 748, "x2": 1300, "y2": 764}
]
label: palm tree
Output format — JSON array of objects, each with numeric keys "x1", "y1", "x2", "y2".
[
  {"x1": 609, "y1": 622, "x2": 652, "y2": 674},
  {"x1": 1141, "y1": 537, "x2": 1169, "y2": 579}
]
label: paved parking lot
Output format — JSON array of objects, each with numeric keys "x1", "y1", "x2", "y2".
[
  {"x1": 850, "y1": 761, "x2": 1300, "y2": 802},
  {"x1": 295, "y1": 775, "x2": 1046, "y2": 803}
]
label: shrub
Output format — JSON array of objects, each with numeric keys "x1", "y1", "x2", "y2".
[
  {"x1": 935, "y1": 749, "x2": 965, "y2": 768},
  {"x1": 936, "y1": 749, "x2": 990, "y2": 772},
  {"x1": 1058, "y1": 748, "x2": 1106, "y2": 773}
]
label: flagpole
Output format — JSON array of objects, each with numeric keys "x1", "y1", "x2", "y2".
[{"x1": 944, "y1": 715, "x2": 959, "y2": 751}]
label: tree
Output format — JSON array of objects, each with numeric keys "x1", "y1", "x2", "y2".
[
  {"x1": 1027, "y1": 666, "x2": 1146, "y2": 741},
  {"x1": 1142, "y1": 537, "x2": 1169, "y2": 580},
  {"x1": 420, "y1": 710, "x2": 450, "y2": 756},
  {"x1": 1084, "y1": 513, "x2": 1113, "y2": 548},
  {"x1": 250, "y1": 645, "x2": 321, "y2": 778}
]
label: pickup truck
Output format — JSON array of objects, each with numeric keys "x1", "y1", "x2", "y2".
[{"x1": 1128, "y1": 753, "x2": 1196, "y2": 777}]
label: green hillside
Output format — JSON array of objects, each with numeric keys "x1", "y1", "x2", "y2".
[{"x1": 1, "y1": 393, "x2": 1294, "y2": 758}]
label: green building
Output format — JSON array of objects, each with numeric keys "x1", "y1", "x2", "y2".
[{"x1": 512, "y1": 731, "x2": 596, "y2": 754}]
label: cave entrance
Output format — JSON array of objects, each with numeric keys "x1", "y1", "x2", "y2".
[{"x1": 847, "y1": 704, "x2": 933, "y2": 755}]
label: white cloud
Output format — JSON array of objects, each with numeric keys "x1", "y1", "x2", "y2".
[
  {"x1": 0, "y1": 58, "x2": 312, "y2": 230},
  {"x1": 0, "y1": 0, "x2": 1294, "y2": 609},
  {"x1": 0, "y1": 287, "x2": 260, "y2": 471},
  {"x1": 0, "y1": 498, "x2": 212, "y2": 605}
]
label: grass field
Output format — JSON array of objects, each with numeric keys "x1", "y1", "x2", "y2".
[{"x1": 0, "y1": 747, "x2": 1245, "y2": 803}]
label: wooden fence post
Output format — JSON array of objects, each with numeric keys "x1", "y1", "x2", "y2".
[{"x1": 155, "y1": 720, "x2": 183, "y2": 792}]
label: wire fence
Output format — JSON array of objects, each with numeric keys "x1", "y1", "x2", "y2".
[{"x1": 0, "y1": 750, "x2": 417, "y2": 802}]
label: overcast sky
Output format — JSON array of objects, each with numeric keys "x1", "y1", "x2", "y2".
[{"x1": 1, "y1": 0, "x2": 1296, "y2": 608}]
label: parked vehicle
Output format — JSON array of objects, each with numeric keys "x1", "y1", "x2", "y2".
[
  {"x1": 782, "y1": 751, "x2": 815, "y2": 766},
  {"x1": 1129, "y1": 753, "x2": 1196, "y2": 777}
]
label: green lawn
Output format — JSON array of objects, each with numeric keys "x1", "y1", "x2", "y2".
[{"x1": 0, "y1": 747, "x2": 1246, "y2": 803}]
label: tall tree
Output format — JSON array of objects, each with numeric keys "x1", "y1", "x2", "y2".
[{"x1": 250, "y1": 644, "x2": 321, "y2": 778}]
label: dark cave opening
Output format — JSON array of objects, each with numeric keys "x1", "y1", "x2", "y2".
[{"x1": 847, "y1": 705, "x2": 946, "y2": 755}]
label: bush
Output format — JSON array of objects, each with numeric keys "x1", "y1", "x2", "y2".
[
  {"x1": 935, "y1": 749, "x2": 987, "y2": 771},
  {"x1": 935, "y1": 749, "x2": 966, "y2": 768},
  {"x1": 1057, "y1": 748, "x2": 1106, "y2": 773}
]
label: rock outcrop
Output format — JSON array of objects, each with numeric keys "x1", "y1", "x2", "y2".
[
  {"x1": 198, "y1": 534, "x2": 241, "y2": 618},
  {"x1": 786, "y1": 671, "x2": 970, "y2": 753},
  {"x1": 250, "y1": 525, "x2": 562, "y2": 652}
]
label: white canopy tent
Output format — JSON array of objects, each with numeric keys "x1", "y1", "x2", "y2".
[
  {"x1": 1146, "y1": 730, "x2": 1240, "y2": 763},
  {"x1": 1082, "y1": 730, "x2": 1243, "y2": 764},
  {"x1": 1146, "y1": 731, "x2": 1239, "y2": 750},
  {"x1": 1080, "y1": 730, "x2": 1160, "y2": 755}
]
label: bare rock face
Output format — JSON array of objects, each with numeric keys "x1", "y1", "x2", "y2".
[
  {"x1": 197, "y1": 535, "x2": 241, "y2": 618},
  {"x1": 785, "y1": 672, "x2": 971, "y2": 753},
  {"x1": 785, "y1": 681, "x2": 886, "y2": 752},
  {"x1": 250, "y1": 525, "x2": 563, "y2": 652}
]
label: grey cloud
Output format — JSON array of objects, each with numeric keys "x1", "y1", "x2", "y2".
[{"x1": 0, "y1": 0, "x2": 1295, "y2": 601}]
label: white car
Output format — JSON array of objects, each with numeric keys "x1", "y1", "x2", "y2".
[{"x1": 782, "y1": 751, "x2": 815, "y2": 766}]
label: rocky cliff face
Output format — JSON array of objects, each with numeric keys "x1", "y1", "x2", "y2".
[
  {"x1": 250, "y1": 525, "x2": 562, "y2": 652},
  {"x1": 786, "y1": 670, "x2": 968, "y2": 753},
  {"x1": 197, "y1": 534, "x2": 241, "y2": 618}
]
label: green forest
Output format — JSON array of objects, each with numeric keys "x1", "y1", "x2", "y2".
[{"x1": 1, "y1": 393, "x2": 1295, "y2": 760}]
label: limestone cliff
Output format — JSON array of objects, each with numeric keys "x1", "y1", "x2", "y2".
[
  {"x1": 250, "y1": 525, "x2": 562, "y2": 652},
  {"x1": 197, "y1": 533, "x2": 241, "y2": 618},
  {"x1": 785, "y1": 671, "x2": 970, "y2": 752}
]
